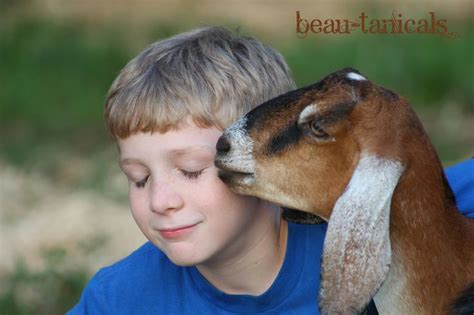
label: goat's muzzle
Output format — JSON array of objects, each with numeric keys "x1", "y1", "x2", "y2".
[
  {"x1": 214, "y1": 163, "x2": 256, "y2": 191},
  {"x1": 214, "y1": 132, "x2": 256, "y2": 191}
]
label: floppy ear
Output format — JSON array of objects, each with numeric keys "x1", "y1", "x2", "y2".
[{"x1": 319, "y1": 154, "x2": 404, "y2": 314}]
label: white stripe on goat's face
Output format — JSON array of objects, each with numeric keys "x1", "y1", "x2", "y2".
[{"x1": 297, "y1": 102, "x2": 319, "y2": 125}]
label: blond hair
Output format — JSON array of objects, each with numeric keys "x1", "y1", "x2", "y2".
[{"x1": 104, "y1": 26, "x2": 295, "y2": 139}]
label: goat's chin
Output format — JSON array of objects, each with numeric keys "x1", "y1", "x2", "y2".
[{"x1": 217, "y1": 170, "x2": 256, "y2": 193}]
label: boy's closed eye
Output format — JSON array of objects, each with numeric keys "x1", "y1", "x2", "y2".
[
  {"x1": 135, "y1": 175, "x2": 150, "y2": 188},
  {"x1": 180, "y1": 169, "x2": 205, "y2": 179},
  {"x1": 121, "y1": 145, "x2": 215, "y2": 188},
  {"x1": 133, "y1": 168, "x2": 206, "y2": 188}
]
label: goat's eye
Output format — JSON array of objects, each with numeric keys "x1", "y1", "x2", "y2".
[{"x1": 310, "y1": 120, "x2": 328, "y2": 138}]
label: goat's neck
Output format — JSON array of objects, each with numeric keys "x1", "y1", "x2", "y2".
[
  {"x1": 375, "y1": 159, "x2": 474, "y2": 314},
  {"x1": 391, "y1": 159, "x2": 458, "y2": 238}
]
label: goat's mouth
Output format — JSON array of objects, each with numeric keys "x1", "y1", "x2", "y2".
[
  {"x1": 215, "y1": 160, "x2": 255, "y2": 188},
  {"x1": 217, "y1": 169, "x2": 255, "y2": 186}
]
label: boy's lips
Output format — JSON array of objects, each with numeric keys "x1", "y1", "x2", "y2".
[{"x1": 158, "y1": 223, "x2": 199, "y2": 239}]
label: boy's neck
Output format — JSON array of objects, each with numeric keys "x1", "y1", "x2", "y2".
[{"x1": 196, "y1": 207, "x2": 288, "y2": 296}]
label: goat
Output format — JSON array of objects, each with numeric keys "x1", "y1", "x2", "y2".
[{"x1": 214, "y1": 68, "x2": 474, "y2": 314}]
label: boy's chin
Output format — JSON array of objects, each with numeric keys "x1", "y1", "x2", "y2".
[
  {"x1": 168, "y1": 256, "x2": 200, "y2": 267},
  {"x1": 163, "y1": 247, "x2": 207, "y2": 267}
]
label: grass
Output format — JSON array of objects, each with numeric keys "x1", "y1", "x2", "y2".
[
  {"x1": 0, "y1": 18, "x2": 129, "y2": 163},
  {"x1": 0, "y1": 250, "x2": 89, "y2": 315}
]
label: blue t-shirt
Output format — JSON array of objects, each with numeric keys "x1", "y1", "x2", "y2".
[
  {"x1": 446, "y1": 158, "x2": 474, "y2": 218},
  {"x1": 69, "y1": 159, "x2": 473, "y2": 314}
]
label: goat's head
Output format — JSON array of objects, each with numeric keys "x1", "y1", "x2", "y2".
[{"x1": 215, "y1": 68, "x2": 412, "y2": 314}]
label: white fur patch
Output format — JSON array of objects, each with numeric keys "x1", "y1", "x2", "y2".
[
  {"x1": 346, "y1": 72, "x2": 367, "y2": 81},
  {"x1": 374, "y1": 260, "x2": 412, "y2": 314},
  {"x1": 297, "y1": 103, "x2": 319, "y2": 125},
  {"x1": 242, "y1": 175, "x2": 256, "y2": 186},
  {"x1": 219, "y1": 117, "x2": 256, "y2": 174},
  {"x1": 320, "y1": 154, "x2": 404, "y2": 314}
]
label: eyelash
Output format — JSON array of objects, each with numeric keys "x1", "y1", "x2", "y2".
[
  {"x1": 133, "y1": 169, "x2": 204, "y2": 188},
  {"x1": 181, "y1": 169, "x2": 204, "y2": 179},
  {"x1": 135, "y1": 175, "x2": 149, "y2": 188}
]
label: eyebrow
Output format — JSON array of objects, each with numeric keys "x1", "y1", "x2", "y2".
[
  {"x1": 119, "y1": 145, "x2": 215, "y2": 166},
  {"x1": 168, "y1": 145, "x2": 215, "y2": 157}
]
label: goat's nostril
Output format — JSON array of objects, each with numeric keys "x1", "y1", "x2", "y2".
[{"x1": 216, "y1": 136, "x2": 231, "y2": 153}]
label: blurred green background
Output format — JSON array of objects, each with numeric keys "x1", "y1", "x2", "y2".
[{"x1": 1, "y1": 0, "x2": 473, "y2": 314}]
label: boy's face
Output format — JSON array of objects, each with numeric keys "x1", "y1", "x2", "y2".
[{"x1": 118, "y1": 119, "x2": 268, "y2": 266}]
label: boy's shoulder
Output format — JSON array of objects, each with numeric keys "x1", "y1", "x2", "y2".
[
  {"x1": 93, "y1": 241, "x2": 184, "y2": 293},
  {"x1": 95, "y1": 241, "x2": 163, "y2": 281},
  {"x1": 68, "y1": 242, "x2": 180, "y2": 314}
]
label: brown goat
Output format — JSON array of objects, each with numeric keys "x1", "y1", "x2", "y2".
[{"x1": 214, "y1": 68, "x2": 474, "y2": 314}]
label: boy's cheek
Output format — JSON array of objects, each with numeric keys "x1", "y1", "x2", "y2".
[
  {"x1": 128, "y1": 193, "x2": 148, "y2": 214},
  {"x1": 211, "y1": 177, "x2": 240, "y2": 200}
]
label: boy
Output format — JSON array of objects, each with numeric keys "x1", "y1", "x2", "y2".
[{"x1": 69, "y1": 27, "x2": 473, "y2": 314}]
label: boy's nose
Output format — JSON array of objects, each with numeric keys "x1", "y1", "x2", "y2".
[{"x1": 149, "y1": 182, "x2": 184, "y2": 214}]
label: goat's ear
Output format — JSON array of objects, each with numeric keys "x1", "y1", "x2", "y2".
[
  {"x1": 319, "y1": 154, "x2": 404, "y2": 314},
  {"x1": 345, "y1": 71, "x2": 368, "y2": 82},
  {"x1": 341, "y1": 70, "x2": 372, "y2": 100}
]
